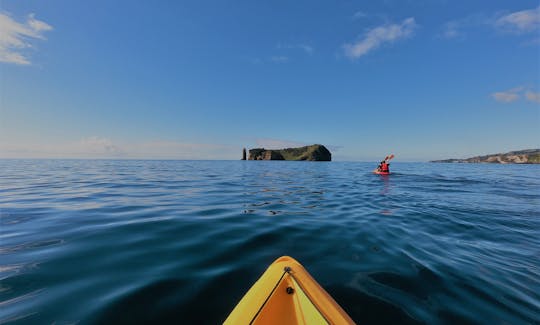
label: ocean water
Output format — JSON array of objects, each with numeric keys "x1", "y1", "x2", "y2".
[{"x1": 0, "y1": 160, "x2": 539, "y2": 324}]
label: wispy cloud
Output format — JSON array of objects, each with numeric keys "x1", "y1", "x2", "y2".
[
  {"x1": 440, "y1": 14, "x2": 488, "y2": 39},
  {"x1": 343, "y1": 17, "x2": 417, "y2": 59},
  {"x1": 277, "y1": 43, "x2": 314, "y2": 55},
  {"x1": 441, "y1": 7, "x2": 540, "y2": 39},
  {"x1": 0, "y1": 12, "x2": 53, "y2": 65},
  {"x1": 269, "y1": 55, "x2": 289, "y2": 63},
  {"x1": 525, "y1": 91, "x2": 540, "y2": 104},
  {"x1": 250, "y1": 43, "x2": 313, "y2": 65},
  {"x1": 124, "y1": 140, "x2": 238, "y2": 159},
  {"x1": 352, "y1": 11, "x2": 367, "y2": 20},
  {"x1": 491, "y1": 86, "x2": 540, "y2": 104},
  {"x1": 79, "y1": 136, "x2": 123, "y2": 155},
  {"x1": 491, "y1": 90, "x2": 520, "y2": 103},
  {"x1": 0, "y1": 137, "x2": 239, "y2": 159},
  {"x1": 441, "y1": 21, "x2": 461, "y2": 39},
  {"x1": 0, "y1": 136, "x2": 124, "y2": 158},
  {"x1": 495, "y1": 6, "x2": 540, "y2": 33},
  {"x1": 248, "y1": 57, "x2": 263, "y2": 64},
  {"x1": 249, "y1": 55, "x2": 291, "y2": 65}
]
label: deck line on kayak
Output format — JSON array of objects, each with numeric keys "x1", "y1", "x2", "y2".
[{"x1": 249, "y1": 269, "x2": 288, "y2": 324}]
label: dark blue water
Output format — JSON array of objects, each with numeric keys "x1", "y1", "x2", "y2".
[{"x1": 1, "y1": 160, "x2": 539, "y2": 324}]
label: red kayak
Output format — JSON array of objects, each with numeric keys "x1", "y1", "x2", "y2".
[{"x1": 373, "y1": 170, "x2": 390, "y2": 175}]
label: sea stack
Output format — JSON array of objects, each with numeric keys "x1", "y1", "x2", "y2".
[
  {"x1": 242, "y1": 148, "x2": 247, "y2": 160},
  {"x1": 248, "y1": 144, "x2": 331, "y2": 161}
]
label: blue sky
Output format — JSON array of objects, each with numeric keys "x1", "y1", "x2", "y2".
[{"x1": 1, "y1": 0, "x2": 539, "y2": 161}]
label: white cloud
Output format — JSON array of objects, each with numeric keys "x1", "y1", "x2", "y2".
[
  {"x1": 491, "y1": 86, "x2": 540, "y2": 104},
  {"x1": 441, "y1": 7, "x2": 540, "y2": 39},
  {"x1": 343, "y1": 17, "x2": 417, "y2": 59},
  {"x1": 491, "y1": 86, "x2": 524, "y2": 103},
  {"x1": 0, "y1": 11, "x2": 53, "y2": 65},
  {"x1": 491, "y1": 91, "x2": 520, "y2": 103},
  {"x1": 525, "y1": 91, "x2": 540, "y2": 104},
  {"x1": 26, "y1": 14, "x2": 53, "y2": 32},
  {"x1": 496, "y1": 6, "x2": 540, "y2": 33}
]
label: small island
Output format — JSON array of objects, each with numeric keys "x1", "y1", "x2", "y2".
[
  {"x1": 247, "y1": 144, "x2": 331, "y2": 161},
  {"x1": 431, "y1": 149, "x2": 540, "y2": 164}
]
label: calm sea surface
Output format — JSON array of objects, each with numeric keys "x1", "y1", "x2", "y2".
[{"x1": 0, "y1": 160, "x2": 539, "y2": 324}]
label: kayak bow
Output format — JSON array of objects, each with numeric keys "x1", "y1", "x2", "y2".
[{"x1": 224, "y1": 256, "x2": 355, "y2": 325}]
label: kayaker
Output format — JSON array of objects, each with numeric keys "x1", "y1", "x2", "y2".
[
  {"x1": 376, "y1": 154, "x2": 394, "y2": 173},
  {"x1": 377, "y1": 160, "x2": 389, "y2": 173}
]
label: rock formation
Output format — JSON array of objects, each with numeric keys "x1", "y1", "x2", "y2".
[
  {"x1": 248, "y1": 144, "x2": 331, "y2": 161},
  {"x1": 431, "y1": 149, "x2": 540, "y2": 164}
]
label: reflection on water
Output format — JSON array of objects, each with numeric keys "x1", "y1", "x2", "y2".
[{"x1": 0, "y1": 160, "x2": 539, "y2": 324}]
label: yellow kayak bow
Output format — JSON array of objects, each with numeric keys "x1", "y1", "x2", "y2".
[{"x1": 224, "y1": 256, "x2": 355, "y2": 324}]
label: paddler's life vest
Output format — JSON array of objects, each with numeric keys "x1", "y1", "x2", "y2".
[{"x1": 380, "y1": 162, "x2": 389, "y2": 172}]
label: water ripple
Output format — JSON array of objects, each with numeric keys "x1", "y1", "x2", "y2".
[{"x1": 0, "y1": 160, "x2": 539, "y2": 324}]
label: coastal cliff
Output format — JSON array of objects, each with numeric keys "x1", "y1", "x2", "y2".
[
  {"x1": 248, "y1": 144, "x2": 331, "y2": 161},
  {"x1": 431, "y1": 149, "x2": 540, "y2": 164}
]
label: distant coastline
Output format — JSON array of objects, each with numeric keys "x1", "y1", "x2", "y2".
[{"x1": 431, "y1": 149, "x2": 540, "y2": 164}]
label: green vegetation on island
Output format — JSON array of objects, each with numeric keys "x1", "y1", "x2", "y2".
[
  {"x1": 247, "y1": 144, "x2": 331, "y2": 161},
  {"x1": 431, "y1": 149, "x2": 540, "y2": 164}
]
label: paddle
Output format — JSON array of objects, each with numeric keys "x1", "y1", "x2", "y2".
[{"x1": 374, "y1": 154, "x2": 394, "y2": 173}]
